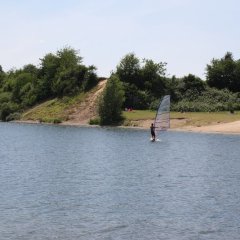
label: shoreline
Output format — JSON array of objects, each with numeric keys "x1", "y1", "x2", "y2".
[{"x1": 9, "y1": 119, "x2": 240, "y2": 135}]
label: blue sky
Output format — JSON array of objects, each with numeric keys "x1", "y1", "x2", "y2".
[{"x1": 0, "y1": 0, "x2": 239, "y2": 79}]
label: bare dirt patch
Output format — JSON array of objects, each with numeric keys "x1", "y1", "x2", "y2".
[{"x1": 61, "y1": 80, "x2": 107, "y2": 125}]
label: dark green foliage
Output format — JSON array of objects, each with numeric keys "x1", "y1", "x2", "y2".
[
  {"x1": 115, "y1": 53, "x2": 167, "y2": 109},
  {"x1": 82, "y1": 66, "x2": 98, "y2": 91},
  {"x1": 116, "y1": 53, "x2": 142, "y2": 88},
  {"x1": 51, "y1": 48, "x2": 82, "y2": 97},
  {"x1": 0, "y1": 92, "x2": 11, "y2": 104},
  {"x1": 51, "y1": 68, "x2": 79, "y2": 96},
  {"x1": 180, "y1": 74, "x2": 206, "y2": 95},
  {"x1": 123, "y1": 83, "x2": 152, "y2": 109},
  {"x1": 53, "y1": 118, "x2": 62, "y2": 124},
  {"x1": 171, "y1": 87, "x2": 240, "y2": 112},
  {"x1": 6, "y1": 112, "x2": 21, "y2": 121},
  {"x1": 167, "y1": 74, "x2": 207, "y2": 102},
  {"x1": 164, "y1": 75, "x2": 179, "y2": 102},
  {"x1": 11, "y1": 72, "x2": 36, "y2": 105},
  {"x1": 98, "y1": 75, "x2": 125, "y2": 125},
  {"x1": 114, "y1": 52, "x2": 240, "y2": 112},
  {"x1": 141, "y1": 59, "x2": 167, "y2": 97},
  {"x1": 39, "y1": 47, "x2": 98, "y2": 98},
  {"x1": 149, "y1": 98, "x2": 161, "y2": 110},
  {"x1": 206, "y1": 52, "x2": 240, "y2": 92},
  {"x1": 0, "y1": 65, "x2": 5, "y2": 88},
  {"x1": 0, "y1": 47, "x2": 99, "y2": 121},
  {"x1": 0, "y1": 102, "x2": 19, "y2": 121},
  {"x1": 38, "y1": 53, "x2": 59, "y2": 99},
  {"x1": 89, "y1": 117, "x2": 100, "y2": 125}
]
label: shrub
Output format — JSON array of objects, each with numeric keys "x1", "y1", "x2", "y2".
[
  {"x1": 0, "y1": 102, "x2": 19, "y2": 121},
  {"x1": 98, "y1": 75, "x2": 125, "y2": 125},
  {"x1": 6, "y1": 112, "x2": 21, "y2": 121},
  {"x1": 53, "y1": 118, "x2": 62, "y2": 124},
  {"x1": 89, "y1": 117, "x2": 100, "y2": 125}
]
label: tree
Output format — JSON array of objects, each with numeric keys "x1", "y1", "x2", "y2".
[
  {"x1": 206, "y1": 52, "x2": 240, "y2": 92},
  {"x1": 178, "y1": 74, "x2": 206, "y2": 100},
  {"x1": 141, "y1": 59, "x2": 167, "y2": 97},
  {"x1": 56, "y1": 47, "x2": 82, "y2": 71},
  {"x1": 0, "y1": 65, "x2": 5, "y2": 88},
  {"x1": 98, "y1": 75, "x2": 125, "y2": 125},
  {"x1": 116, "y1": 53, "x2": 141, "y2": 88},
  {"x1": 82, "y1": 65, "x2": 98, "y2": 91},
  {"x1": 122, "y1": 82, "x2": 152, "y2": 109},
  {"x1": 22, "y1": 64, "x2": 39, "y2": 75},
  {"x1": 10, "y1": 73, "x2": 32, "y2": 103},
  {"x1": 0, "y1": 102, "x2": 19, "y2": 121},
  {"x1": 38, "y1": 53, "x2": 59, "y2": 99},
  {"x1": 38, "y1": 47, "x2": 97, "y2": 98},
  {"x1": 164, "y1": 75, "x2": 179, "y2": 102}
]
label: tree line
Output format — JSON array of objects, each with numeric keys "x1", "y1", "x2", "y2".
[
  {"x1": 99, "y1": 52, "x2": 240, "y2": 124},
  {"x1": 1, "y1": 48, "x2": 240, "y2": 123}
]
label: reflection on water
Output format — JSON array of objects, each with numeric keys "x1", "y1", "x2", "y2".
[{"x1": 1, "y1": 123, "x2": 240, "y2": 240}]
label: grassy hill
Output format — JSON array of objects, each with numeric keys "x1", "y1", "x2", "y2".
[{"x1": 21, "y1": 80, "x2": 107, "y2": 124}]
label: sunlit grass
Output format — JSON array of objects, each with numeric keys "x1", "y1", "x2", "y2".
[
  {"x1": 122, "y1": 110, "x2": 155, "y2": 120},
  {"x1": 123, "y1": 110, "x2": 240, "y2": 127},
  {"x1": 21, "y1": 83, "x2": 104, "y2": 123},
  {"x1": 171, "y1": 111, "x2": 240, "y2": 126},
  {"x1": 21, "y1": 93, "x2": 86, "y2": 123}
]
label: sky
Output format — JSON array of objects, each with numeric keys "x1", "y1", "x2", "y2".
[{"x1": 0, "y1": 0, "x2": 240, "y2": 79}]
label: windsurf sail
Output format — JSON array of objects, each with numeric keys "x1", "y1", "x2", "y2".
[{"x1": 154, "y1": 95, "x2": 170, "y2": 135}]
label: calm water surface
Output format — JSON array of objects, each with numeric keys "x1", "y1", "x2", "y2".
[{"x1": 1, "y1": 123, "x2": 240, "y2": 240}]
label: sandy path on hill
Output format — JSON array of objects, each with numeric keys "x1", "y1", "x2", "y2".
[{"x1": 61, "y1": 80, "x2": 107, "y2": 125}]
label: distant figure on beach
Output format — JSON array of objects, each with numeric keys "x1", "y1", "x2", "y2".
[{"x1": 150, "y1": 123, "x2": 155, "y2": 141}]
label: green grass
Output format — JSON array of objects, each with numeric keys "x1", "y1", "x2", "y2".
[
  {"x1": 22, "y1": 95, "x2": 240, "y2": 127},
  {"x1": 21, "y1": 83, "x2": 105, "y2": 123},
  {"x1": 171, "y1": 111, "x2": 240, "y2": 126},
  {"x1": 21, "y1": 93, "x2": 85, "y2": 123},
  {"x1": 122, "y1": 110, "x2": 156, "y2": 120},
  {"x1": 123, "y1": 110, "x2": 240, "y2": 127}
]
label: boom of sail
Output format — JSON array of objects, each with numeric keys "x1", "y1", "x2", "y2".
[{"x1": 154, "y1": 95, "x2": 170, "y2": 134}]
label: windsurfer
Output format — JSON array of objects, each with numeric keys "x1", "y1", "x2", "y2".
[{"x1": 150, "y1": 123, "x2": 156, "y2": 141}]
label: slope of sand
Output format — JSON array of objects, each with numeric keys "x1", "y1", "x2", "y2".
[
  {"x1": 174, "y1": 120, "x2": 240, "y2": 134},
  {"x1": 61, "y1": 80, "x2": 107, "y2": 126}
]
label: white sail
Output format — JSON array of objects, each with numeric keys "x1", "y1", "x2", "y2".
[{"x1": 154, "y1": 95, "x2": 170, "y2": 135}]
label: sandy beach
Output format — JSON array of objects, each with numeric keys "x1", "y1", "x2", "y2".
[
  {"x1": 129, "y1": 118, "x2": 240, "y2": 135},
  {"x1": 174, "y1": 120, "x2": 240, "y2": 134}
]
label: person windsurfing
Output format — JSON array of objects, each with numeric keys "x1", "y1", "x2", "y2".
[{"x1": 150, "y1": 123, "x2": 156, "y2": 141}]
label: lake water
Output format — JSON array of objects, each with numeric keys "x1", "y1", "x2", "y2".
[{"x1": 1, "y1": 123, "x2": 240, "y2": 240}]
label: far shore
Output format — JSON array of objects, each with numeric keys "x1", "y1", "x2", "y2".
[{"x1": 11, "y1": 118, "x2": 240, "y2": 135}]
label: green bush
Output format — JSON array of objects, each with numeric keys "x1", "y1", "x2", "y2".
[
  {"x1": 6, "y1": 112, "x2": 21, "y2": 121},
  {"x1": 123, "y1": 83, "x2": 153, "y2": 109},
  {"x1": 149, "y1": 99, "x2": 159, "y2": 110},
  {"x1": 89, "y1": 117, "x2": 100, "y2": 125},
  {"x1": 0, "y1": 92, "x2": 11, "y2": 103},
  {"x1": 0, "y1": 102, "x2": 19, "y2": 121},
  {"x1": 53, "y1": 118, "x2": 62, "y2": 124},
  {"x1": 98, "y1": 75, "x2": 125, "y2": 125}
]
